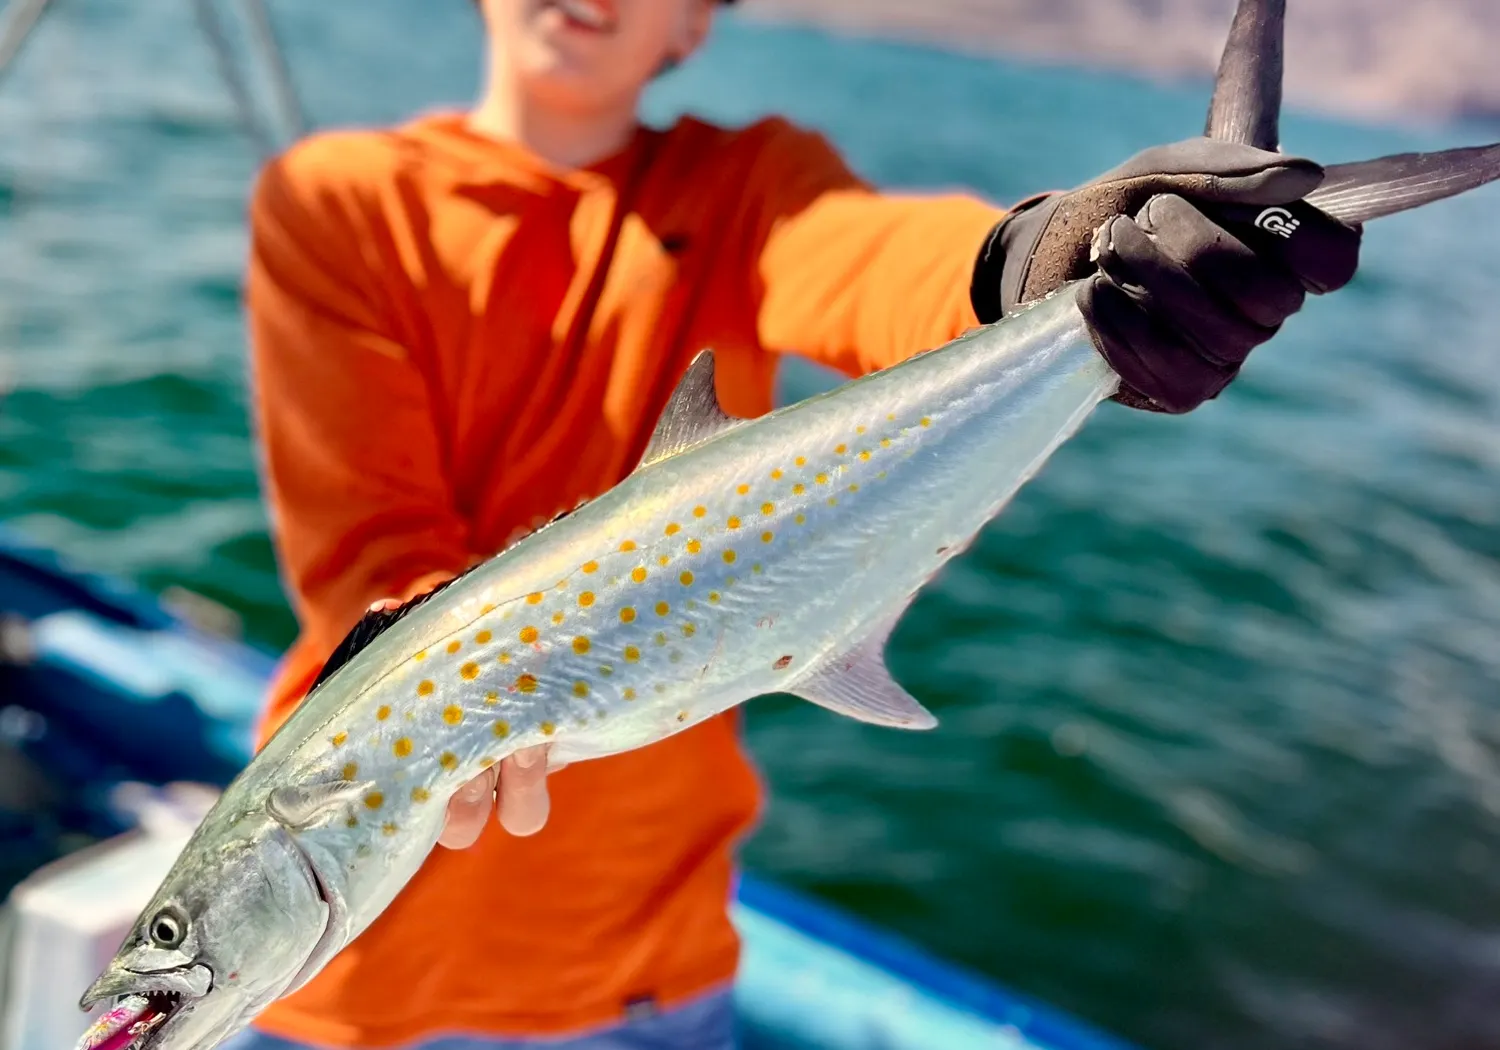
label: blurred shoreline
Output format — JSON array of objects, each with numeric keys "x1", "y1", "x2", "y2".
[{"x1": 741, "y1": 0, "x2": 1500, "y2": 126}]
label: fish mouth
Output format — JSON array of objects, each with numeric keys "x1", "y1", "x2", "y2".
[{"x1": 76, "y1": 991, "x2": 186, "y2": 1050}]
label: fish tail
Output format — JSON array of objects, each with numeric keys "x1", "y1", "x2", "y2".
[{"x1": 1204, "y1": 0, "x2": 1500, "y2": 225}]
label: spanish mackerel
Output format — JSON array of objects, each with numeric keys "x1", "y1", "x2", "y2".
[{"x1": 76, "y1": 0, "x2": 1500, "y2": 1046}]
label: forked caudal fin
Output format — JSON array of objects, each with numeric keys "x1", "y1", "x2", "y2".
[{"x1": 1206, "y1": 0, "x2": 1500, "y2": 225}]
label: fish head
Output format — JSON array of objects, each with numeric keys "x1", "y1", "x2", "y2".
[{"x1": 77, "y1": 815, "x2": 329, "y2": 1050}]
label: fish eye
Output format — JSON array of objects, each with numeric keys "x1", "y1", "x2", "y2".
[{"x1": 148, "y1": 907, "x2": 188, "y2": 950}]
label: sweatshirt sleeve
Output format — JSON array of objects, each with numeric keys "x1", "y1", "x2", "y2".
[
  {"x1": 746, "y1": 119, "x2": 1008, "y2": 378},
  {"x1": 245, "y1": 143, "x2": 472, "y2": 659}
]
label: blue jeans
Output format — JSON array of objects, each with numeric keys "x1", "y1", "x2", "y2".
[{"x1": 217, "y1": 988, "x2": 738, "y2": 1050}]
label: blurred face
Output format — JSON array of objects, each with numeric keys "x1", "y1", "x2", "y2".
[{"x1": 481, "y1": 0, "x2": 715, "y2": 113}]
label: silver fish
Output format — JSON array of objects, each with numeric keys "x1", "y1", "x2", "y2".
[{"x1": 75, "y1": 1, "x2": 1500, "y2": 1047}]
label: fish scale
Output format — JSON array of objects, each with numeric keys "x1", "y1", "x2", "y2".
[{"x1": 79, "y1": 1, "x2": 1500, "y2": 1043}]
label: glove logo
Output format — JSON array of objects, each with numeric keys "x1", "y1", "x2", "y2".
[{"x1": 1253, "y1": 206, "x2": 1301, "y2": 239}]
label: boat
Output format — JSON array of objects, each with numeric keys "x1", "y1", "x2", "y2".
[{"x1": 0, "y1": 526, "x2": 1136, "y2": 1050}]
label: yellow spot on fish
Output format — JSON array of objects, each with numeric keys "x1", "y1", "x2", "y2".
[
  {"x1": 631, "y1": 566, "x2": 648, "y2": 583},
  {"x1": 708, "y1": 591, "x2": 721, "y2": 604},
  {"x1": 484, "y1": 691, "x2": 499, "y2": 704},
  {"x1": 481, "y1": 604, "x2": 496, "y2": 614},
  {"x1": 828, "y1": 496, "x2": 839, "y2": 506},
  {"x1": 411, "y1": 787, "x2": 430, "y2": 803},
  {"x1": 655, "y1": 600, "x2": 670, "y2": 616},
  {"x1": 624, "y1": 645, "x2": 641, "y2": 662},
  {"x1": 447, "y1": 640, "x2": 462, "y2": 655},
  {"x1": 858, "y1": 450, "x2": 871, "y2": 462},
  {"x1": 520, "y1": 626, "x2": 539, "y2": 644},
  {"x1": 655, "y1": 632, "x2": 669, "y2": 646},
  {"x1": 686, "y1": 539, "x2": 702, "y2": 555},
  {"x1": 460, "y1": 662, "x2": 480, "y2": 681},
  {"x1": 723, "y1": 550, "x2": 737, "y2": 564},
  {"x1": 796, "y1": 456, "x2": 807, "y2": 468},
  {"x1": 753, "y1": 563, "x2": 764, "y2": 575},
  {"x1": 693, "y1": 505, "x2": 707, "y2": 518},
  {"x1": 493, "y1": 720, "x2": 510, "y2": 738},
  {"x1": 795, "y1": 513, "x2": 806, "y2": 525},
  {"x1": 624, "y1": 688, "x2": 637, "y2": 701},
  {"x1": 382, "y1": 822, "x2": 398, "y2": 836},
  {"x1": 582, "y1": 560, "x2": 598, "y2": 574},
  {"x1": 620, "y1": 606, "x2": 637, "y2": 623},
  {"x1": 815, "y1": 473, "x2": 828, "y2": 485},
  {"x1": 499, "y1": 651, "x2": 512, "y2": 664},
  {"x1": 887, "y1": 413, "x2": 896, "y2": 422},
  {"x1": 572, "y1": 636, "x2": 591, "y2": 655},
  {"x1": 417, "y1": 680, "x2": 434, "y2": 697},
  {"x1": 331, "y1": 732, "x2": 347, "y2": 747},
  {"x1": 341, "y1": 762, "x2": 358, "y2": 781},
  {"x1": 761, "y1": 531, "x2": 773, "y2": 543},
  {"x1": 682, "y1": 623, "x2": 696, "y2": 638},
  {"x1": 856, "y1": 425, "x2": 866, "y2": 435},
  {"x1": 878, "y1": 471, "x2": 887, "y2": 479},
  {"x1": 376, "y1": 705, "x2": 391, "y2": 721},
  {"x1": 393, "y1": 738, "x2": 412, "y2": 758},
  {"x1": 737, "y1": 484, "x2": 750, "y2": 495},
  {"x1": 541, "y1": 722, "x2": 556, "y2": 736},
  {"x1": 599, "y1": 664, "x2": 614, "y2": 676},
  {"x1": 761, "y1": 502, "x2": 775, "y2": 515},
  {"x1": 440, "y1": 752, "x2": 458, "y2": 771},
  {"x1": 771, "y1": 469, "x2": 784, "y2": 480},
  {"x1": 679, "y1": 571, "x2": 694, "y2": 586},
  {"x1": 620, "y1": 539, "x2": 637, "y2": 552},
  {"x1": 475, "y1": 629, "x2": 492, "y2": 645},
  {"x1": 444, "y1": 706, "x2": 464, "y2": 725},
  {"x1": 579, "y1": 592, "x2": 595, "y2": 608},
  {"x1": 792, "y1": 483, "x2": 805, "y2": 495},
  {"x1": 835, "y1": 444, "x2": 847, "y2": 455},
  {"x1": 849, "y1": 483, "x2": 860, "y2": 493},
  {"x1": 665, "y1": 522, "x2": 681, "y2": 537},
  {"x1": 414, "y1": 650, "x2": 428, "y2": 661},
  {"x1": 573, "y1": 681, "x2": 590, "y2": 698},
  {"x1": 364, "y1": 791, "x2": 384, "y2": 810},
  {"x1": 727, "y1": 516, "x2": 741, "y2": 529},
  {"x1": 517, "y1": 674, "x2": 538, "y2": 693},
  {"x1": 526, "y1": 592, "x2": 543, "y2": 605},
  {"x1": 552, "y1": 611, "x2": 565, "y2": 625},
  {"x1": 921, "y1": 417, "x2": 932, "y2": 427},
  {"x1": 880, "y1": 438, "x2": 892, "y2": 448},
  {"x1": 657, "y1": 555, "x2": 670, "y2": 567}
]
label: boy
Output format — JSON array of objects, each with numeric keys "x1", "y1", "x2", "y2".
[{"x1": 239, "y1": 1, "x2": 1357, "y2": 1047}]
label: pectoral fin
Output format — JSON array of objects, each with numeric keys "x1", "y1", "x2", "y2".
[
  {"x1": 791, "y1": 627, "x2": 937, "y2": 730},
  {"x1": 267, "y1": 780, "x2": 371, "y2": 831}
]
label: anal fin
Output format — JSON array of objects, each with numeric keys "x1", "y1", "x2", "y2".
[{"x1": 791, "y1": 620, "x2": 937, "y2": 730}]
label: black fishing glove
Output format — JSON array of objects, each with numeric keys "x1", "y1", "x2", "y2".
[{"x1": 970, "y1": 138, "x2": 1363, "y2": 413}]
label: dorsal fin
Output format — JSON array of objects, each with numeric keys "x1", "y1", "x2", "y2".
[
  {"x1": 636, "y1": 350, "x2": 742, "y2": 470},
  {"x1": 1204, "y1": 0, "x2": 1284, "y2": 150},
  {"x1": 306, "y1": 561, "x2": 483, "y2": 695}
]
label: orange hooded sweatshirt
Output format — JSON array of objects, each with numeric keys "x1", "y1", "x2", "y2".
[{"x1": 245, "y1": 110, "x2": 1003, "y2": 1046}]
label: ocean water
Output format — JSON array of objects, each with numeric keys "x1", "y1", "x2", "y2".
[{"x1": 1, "y1": 4, "x2": 1498, "y2": 1049}]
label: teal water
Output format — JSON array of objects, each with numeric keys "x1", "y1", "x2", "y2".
[{"x1": 2, "y1": 4, "x2": 1499, "y2": 1049}]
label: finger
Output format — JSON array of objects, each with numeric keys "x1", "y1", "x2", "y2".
[
  {"x1": 1079, "y1": 275, "x2": 1236, "y2": 414},
  {"x1": 1094, "y1": 212, "x2": 1268, "y2": 369},
  {"x1": 1136, "y1": 195, "x2": 1305, "y2": 328},
  {"x1": 497, "y1": 746, "x2": 552, "y2": 837},
  {"x1": 1119, "y1": 141, "x2": 1325, "y2": 205},
  {"x1": 368, "y1": 597, "x2": 402, "y2": 612},
  {"x1": 438, "y1": 765, "x2": 498, "y2": 849}
]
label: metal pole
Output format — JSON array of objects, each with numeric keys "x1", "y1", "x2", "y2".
[
  {"x1": 0, "y1": 0, "x2": 57, "y2": 86},
  {"x1": 191, "y1": 0, "x2": 278, "y2": 160},
  {"x1": 241, "y1": 0, "x2": 307, "y2": 140}
]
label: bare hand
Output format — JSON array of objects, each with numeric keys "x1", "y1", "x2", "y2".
[{"x1": 364, "y1": 597, "x2": 562, "y2": 846}]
